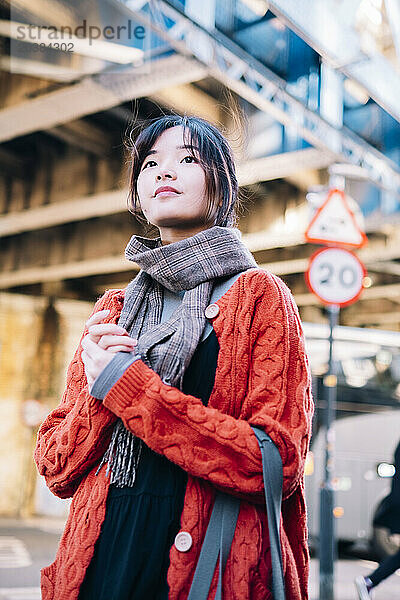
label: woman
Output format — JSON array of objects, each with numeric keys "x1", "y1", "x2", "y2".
[
  {"x1": 355, "y1": 440, "x2": 400, "y2": 599},
  {"x1": 35, "y1": 114, "x2": 314, "y2": 600}
]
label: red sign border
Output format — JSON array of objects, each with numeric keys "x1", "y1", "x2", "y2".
[
  {"x1": 305, "y1": 189, "x2": 368, "y2": 249},
  {"x1": 305, "y1": 247, "x2": 367, "y2": 307}
]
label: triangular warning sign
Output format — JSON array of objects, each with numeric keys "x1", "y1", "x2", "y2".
[{"x1": 305, "y1": 189, "x2": 367, "y2": 248}]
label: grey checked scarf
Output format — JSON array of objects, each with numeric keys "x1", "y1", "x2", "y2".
[{"x1": 98, "y1": 225, "x2": 258, "y2": 487}]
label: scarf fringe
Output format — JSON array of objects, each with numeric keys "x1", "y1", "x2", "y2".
[{"x1": 96, "y1": 420, "x2": 142, "y2": 487}]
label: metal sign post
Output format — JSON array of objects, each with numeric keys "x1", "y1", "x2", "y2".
[
  {"x1": 319, "y1": 303, "x2": 339, "y2": 600},
  {"x1": 304, "y1": 183, "x2": 368, "y2": 600},
  {"x1": 306, "y1": 247, "x2": 366, "y2": 600}
]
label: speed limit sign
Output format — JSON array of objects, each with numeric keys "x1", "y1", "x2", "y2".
[{"x1": 305, "y1": 247, "x2": 366, "y2": 306}]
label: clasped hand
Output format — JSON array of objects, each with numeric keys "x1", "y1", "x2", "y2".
[{"x1": 81, "y1": 309, "x2": 137, "y2": 392}]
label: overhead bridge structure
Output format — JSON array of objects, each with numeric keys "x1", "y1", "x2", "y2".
[{"x1": 1, "y1": 0, "x2": 400, "y2": 329}]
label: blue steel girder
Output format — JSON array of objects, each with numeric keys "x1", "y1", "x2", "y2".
[
  {"x1": 117, "y1": 0, "x2": 400, "y2": 197},
  {"x1": 266, "y1": 0, "x2": 400, "y2": 126}
]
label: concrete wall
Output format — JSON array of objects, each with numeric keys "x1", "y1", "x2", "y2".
[{"x1": 0, "y1": 291, "x2": 94, "y2": 516}]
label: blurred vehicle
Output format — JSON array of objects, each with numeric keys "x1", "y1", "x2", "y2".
[
  {"x1": 305, "y1": 410, "x2": 400, "y2": 557},
  {"x1": 303, "y1": 323, "x2": 400, "y2": 558}
]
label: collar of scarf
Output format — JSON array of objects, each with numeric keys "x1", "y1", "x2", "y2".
[{"x1": 97, "y1": 225, "x2": 258, "y2": 487}]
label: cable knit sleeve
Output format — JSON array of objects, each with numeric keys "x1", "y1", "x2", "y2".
[
  {"x1": 102, "y1": 271, "x2": 313, "y2": 501},
  {"x1": 33, "y1": 290, "x2": 122, "y2": 498}
]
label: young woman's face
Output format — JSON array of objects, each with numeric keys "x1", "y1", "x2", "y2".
[{"x1": 137, "y1": 126, "x2": 214, "y2": 243}]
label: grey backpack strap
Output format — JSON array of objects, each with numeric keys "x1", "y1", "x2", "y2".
[
  {"x1": 201, "y1": 271, "x2": 245, "y2": 341},
  {"x1": 210, "y1": 271, "x2": 244, "y2": 303},
  {"x1": 187, "y1": 492, "x2": 240, "y2": 600},
  {"x1": 215, "y1": 494, "x2": 240, "y2": 600},
  {"x1": 252, "y1": 426, "x2": 286, "y2": 600},
  {"x1": 187, "y1": 493, "x2": 225, "y2": 600},
  {"x1": 188, "y1": 426, "x2": 286, "y2": 600}
]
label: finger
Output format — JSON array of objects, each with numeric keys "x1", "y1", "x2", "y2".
[
  {"x1": 81, "y1": 351, "x2": 97, "y2": 381},
  {"x1": 81, "y1": 349, "x2": 97, "y2": 370},
  {"x1": 81, "y1": 334, "x2": 104, "y2": 356},
  {"x1": 98, "y1": 334, "x2": 137, "y2": 350},
  {"x1": 81, "y1": 335, "x2": 92, "y2": 353},
  {"x1": 86, "y1": 309, "x2": 110, "y2": 329},
  {"x1": 107, "y1": 346, "x2": 136, "y2": 354},
  {"x1": 88, "y1": 324, "x2": 132, "y2": 338}
]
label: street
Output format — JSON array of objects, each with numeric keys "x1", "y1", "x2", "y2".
[
  {"x1": 308, "y1": 556, "x2": 400, "y2": 599},
  {"x1": 0, "y1": 517, "x2": 399, "y2": 599}
]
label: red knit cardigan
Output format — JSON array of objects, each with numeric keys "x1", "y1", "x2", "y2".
[{"x1": 34, "y1": 268, "x2": 314, "y2": 600}]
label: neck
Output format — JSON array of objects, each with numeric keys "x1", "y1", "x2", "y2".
[{"x1": 159, "y1": 224, "x2": 214, "y2": 245}]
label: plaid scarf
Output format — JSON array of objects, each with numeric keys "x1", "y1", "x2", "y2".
[{"x1": 98, "y1": 225, "x2": 257, "y2": 487}]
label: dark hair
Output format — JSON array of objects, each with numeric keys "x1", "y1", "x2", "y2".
[{"x1": 127, "y1": 114, "x2": 240, "y2": 228}]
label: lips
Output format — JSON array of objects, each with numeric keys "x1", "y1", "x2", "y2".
[{"x1": 154, "y1": 185, "x2": 181, "y2": 196}]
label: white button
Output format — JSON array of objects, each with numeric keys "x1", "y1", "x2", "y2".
[
  {"x1": 174, "y1": 531, "x2": 193, "y2": 552},
  {"x1": 205, "y1": 303, "x2": 220, "y2": 319}
]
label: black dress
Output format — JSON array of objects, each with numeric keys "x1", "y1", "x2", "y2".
[{"x1": 78, "y1": 328, "x2": 220, "y2": 600}]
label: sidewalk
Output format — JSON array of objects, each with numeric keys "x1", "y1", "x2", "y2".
[{"x1": 309, "y1": 556, "x2": 400, "y2": 600}]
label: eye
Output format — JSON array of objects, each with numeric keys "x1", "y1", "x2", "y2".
[
  {"x1": 181, "y1": 155, "x2": 197, "y2": 164},
  {"x1": 141, "y1": 159, "x2": 156, "y2": 170}
]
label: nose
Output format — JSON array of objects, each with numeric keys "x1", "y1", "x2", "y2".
[{"x1": 156, "y1": 168, "x2": 176, "y2": 181}]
